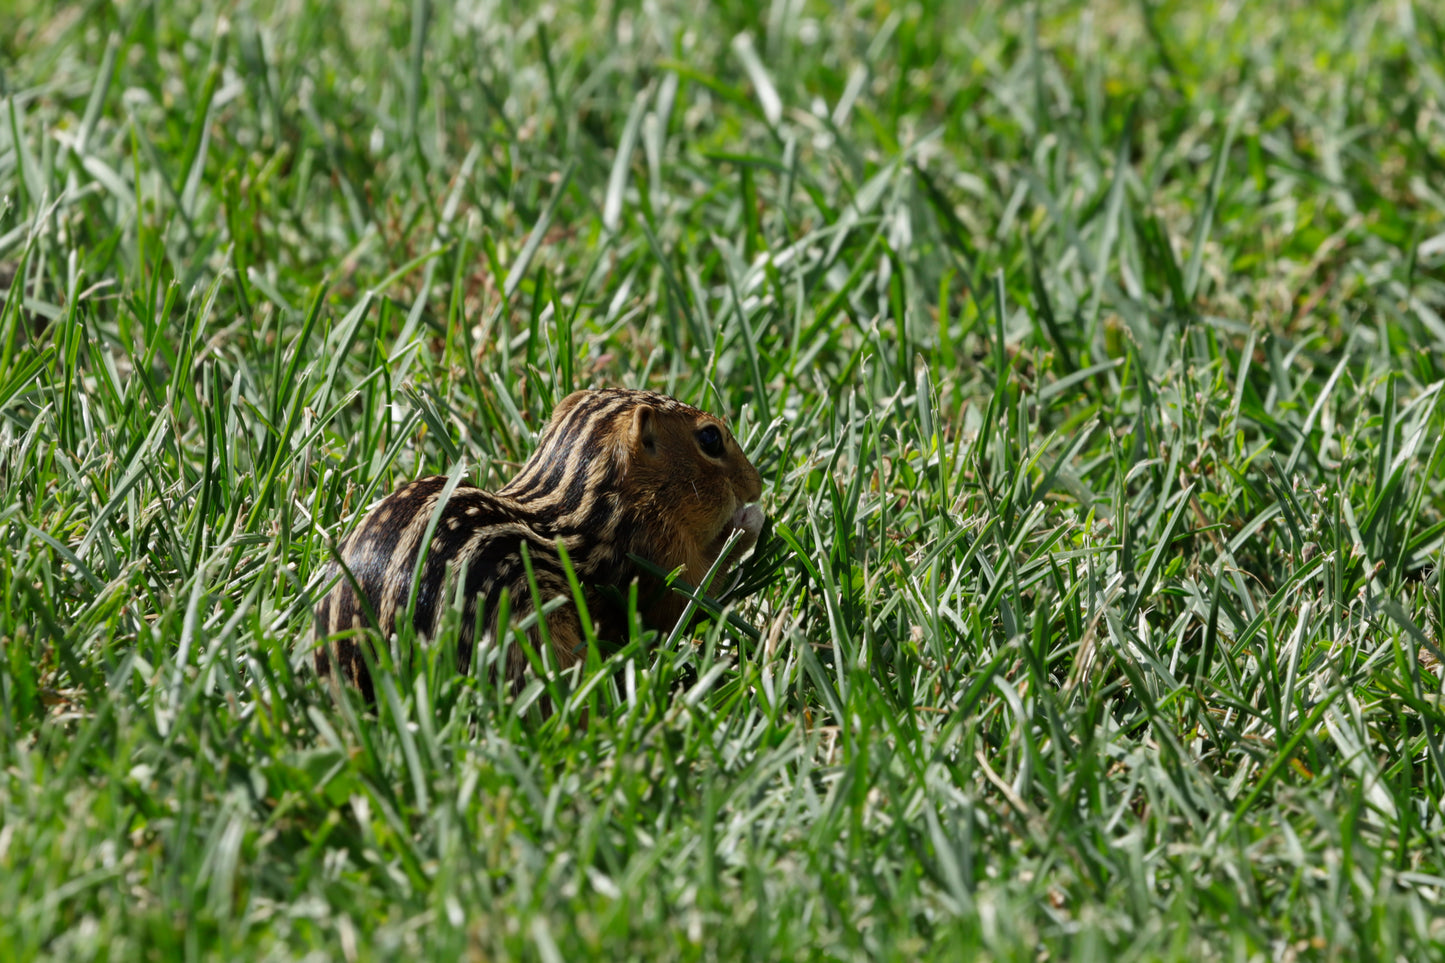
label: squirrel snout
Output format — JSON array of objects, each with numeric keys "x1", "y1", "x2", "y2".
[
  {"x1": 731, "y1": 503, "x2": 765, "y2": 541},
  {"x1": 725, "y1": 502, "x2": 766, "y2": 563}
]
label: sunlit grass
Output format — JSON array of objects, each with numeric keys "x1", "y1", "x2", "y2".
[{"x1": 2, "y1": 0, "x2": 1444, "y2": 958}]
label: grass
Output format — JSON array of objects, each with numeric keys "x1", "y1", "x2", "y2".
[{"x1": 3, "y1": 0, "x2": 1445, "y2": 958}]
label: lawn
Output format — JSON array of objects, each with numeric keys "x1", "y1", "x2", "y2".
[{"x1": 3, "y1": 0, "x2": 1444, "y2": 959}]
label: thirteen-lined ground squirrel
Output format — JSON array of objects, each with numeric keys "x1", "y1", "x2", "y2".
[{"x1": 313, "y1": 388, "x2": 765, "y2": 701}]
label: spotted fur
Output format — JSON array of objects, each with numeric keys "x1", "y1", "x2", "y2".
[{"x1": 313, "y1": 388, "x2": 765, "y2": 701}]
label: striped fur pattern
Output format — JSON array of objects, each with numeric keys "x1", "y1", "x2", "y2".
[{"x1": 314, "y1": 388, "x2": 765, "y2": 701}]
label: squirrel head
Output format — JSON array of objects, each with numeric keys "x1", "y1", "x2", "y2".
[
  {"x1": 505, "y1": 388, "x2": 763, "y2": 618},
  {"x1": 615, "y1": 392, "x2": 762, "y2": 569}
]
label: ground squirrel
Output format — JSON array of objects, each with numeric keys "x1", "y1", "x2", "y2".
[{"x1": 313, "y1": 388, "x2": 766, "y2": 701}]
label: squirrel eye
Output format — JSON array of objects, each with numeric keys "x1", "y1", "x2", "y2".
[{"x1": 696, "y1": 424, "x2": 725, "y2": 458}]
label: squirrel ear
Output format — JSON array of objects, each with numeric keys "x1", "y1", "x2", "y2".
[
  {"x1": 629, "y1": 404, "x2": 657, "y2": 454},
  {"x1": 549, "y1": 390, "x2": 588, "y2": 426}
]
